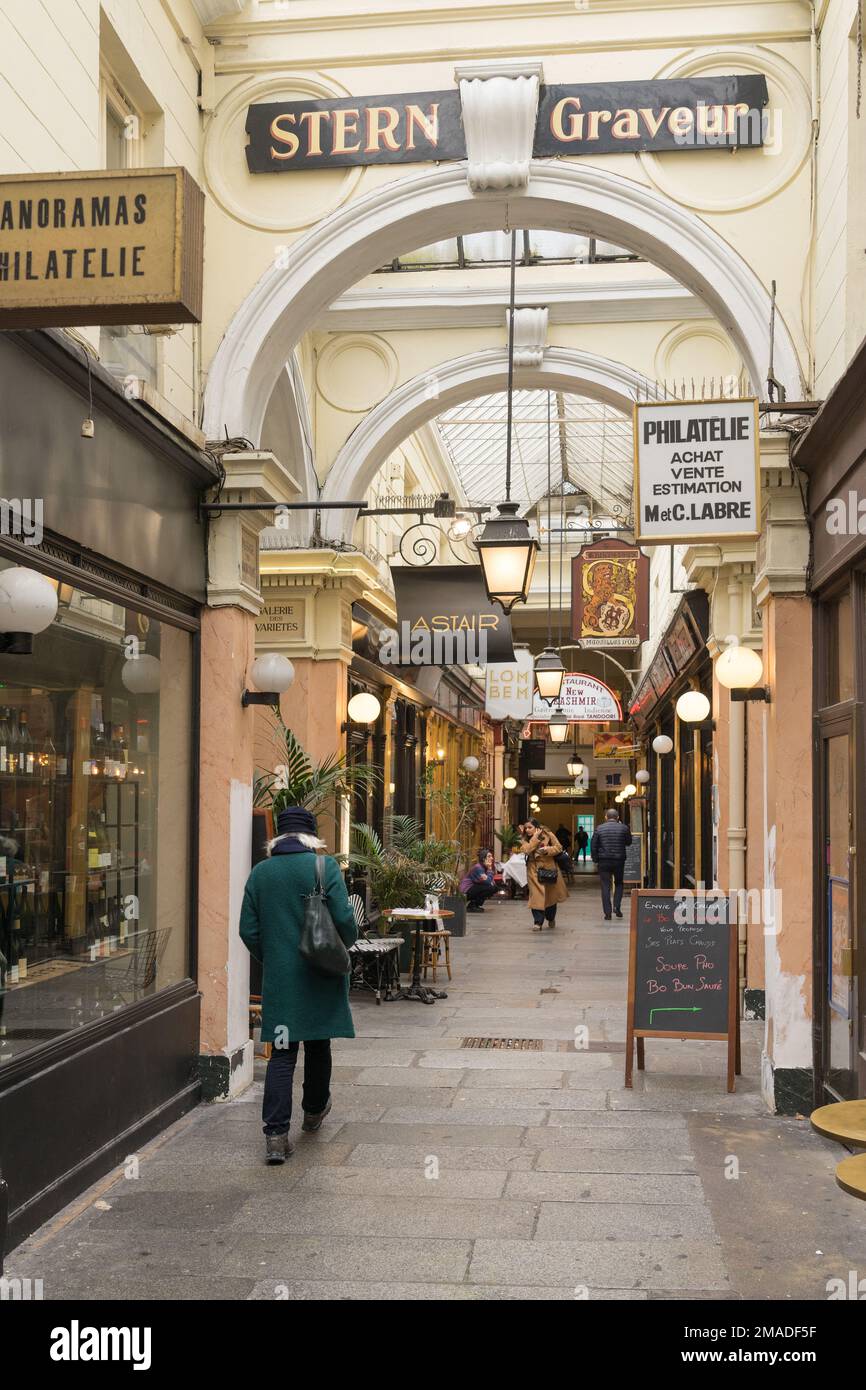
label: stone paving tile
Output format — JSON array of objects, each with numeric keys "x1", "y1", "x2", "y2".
[
  {"x1": 329, "y1": 1085, "x2": 455, "y2": 1111},
  {"x1": 504, "y1": 1172, "x2": 706, "y2": 1204},
  {"x1": 331, "y1": 1121, "x2": 527, "y2": 1148},
  {"x1": 218, "y1": 1235, "x2": 472, "y2": 1283},
  {"x1": 18, "y1": 1274, "x2": 257, "y2": 1302},
  {"x1": 83, "y1": 1189, "x2": 253, "y2": 1232},
  {"x1": 352, "y1": 1067, "x2": 464, "y2": 1088},
  {"x1": 608, "y1": 1090, "x2": 765, "y2": 1114},
  {"x1": 378, "y1": 1105, "x2": 549, "y2": 1127},
  {"x1": 230, "y1": 1193, "x2": 536, "y2": 1239},
  {"x1": 458, "y1": 1068, "x2": 567, "y2": 1089},
  {"x1": 468, "y1": 1239, "x2": 730, "y2": 1291},
  {"x1": 247, "y1": 1280, "x2": 648, "y2": 1300},
  {"x1": 417, "y1": 1050, "x2": 615, "y2": 1070},
  {"x1": 534, "y1": 1149, "x2": 698, "y2": 1175},
  {"x1": 449, "y1": 1089, "x2": 609, "y2": 1112},
  {"x1": 521, "y1": 1125, "x2": 690, "y2": 1150},
  {"x1": 346, "y1": 1142, "x2": 536, "y2": 1171},
  {"x1": 327, "y1": 1048, "x2": 421, "y2": 1066},
  {"x1": 546, "y1": 1106, "x2": 690, "y2": 1128},
  {"x1": 534, "y1": 1201, "x2": 717, "y2": 1240},
  {"x1": 292, "y1": 1167, "x2": 508, "y2": 1198}
]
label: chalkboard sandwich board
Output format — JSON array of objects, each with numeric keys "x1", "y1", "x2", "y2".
[{"x1": 625, "y1": 889, "x2": 740, "y2": 1092}]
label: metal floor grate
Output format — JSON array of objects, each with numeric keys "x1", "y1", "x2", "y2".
[{"x1": 461, "y1": 1037, "x2": 544, "y2": 1050}]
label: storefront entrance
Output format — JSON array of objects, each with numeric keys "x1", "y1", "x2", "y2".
[{"x1": 817, "y1": 710, "x2": 863, "y2": 1101}]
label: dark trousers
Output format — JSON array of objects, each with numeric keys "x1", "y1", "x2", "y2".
[
  {"x1": 531, "y1": 904, "x2": 557, "y2": 927},
  {"x1": 598, "y1": 862, "x2": 625, "y2": 916},
  {"x1": 467, "y1": 882, "x2": 496, "y2": 908},
  {"x1": 262, "y1": 1039, "x2": 332, "y2": 1136},
  {"x1": 576, "y1": 845, "x2": 588, "y2": 862}
]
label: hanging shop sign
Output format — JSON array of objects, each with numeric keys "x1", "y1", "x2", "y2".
[
  {"x1": 0, "y1": 168, "x2": 204, "y2": 328},
  {"x1": 531, "y1": 673, "x2": 622, "y2": 723},
  {"x1": 571, "y1": 538, "x2": 649, "y2": 649},
  {"x1": 246, "y1": 76, "x2": 767, "y2": 172},
  {"x1": 634, "y1": 398, "x2": 761, "y2": 544},
  {"x1": 389, "y1": 564, "x2": 514, "y2": 666},
  {"x1": 485, "y1": 648, "x2": 535, "y2": 720},
  {"x1": 625, "y1": 890, "x2": 739, "y2": 1092},
  {"x1": 593, "y1": 731, "x2": 636, "y2": 760}
]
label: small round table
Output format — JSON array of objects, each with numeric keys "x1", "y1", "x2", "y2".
[{"x1": 381, "y1": 909, "x2": 453, "y2": 1005}]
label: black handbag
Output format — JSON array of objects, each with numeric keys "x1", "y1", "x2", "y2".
[
  {"x1": 300, "y1": 856, "x2": 351, "y2": 978},
  {"x1": 536, "y1": 864, "x2": 558, "y2": 884}
]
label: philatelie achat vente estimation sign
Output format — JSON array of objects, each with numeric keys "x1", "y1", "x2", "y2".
[{"x1": 633, "y1": 398, "x2": 761, "y2": 545}]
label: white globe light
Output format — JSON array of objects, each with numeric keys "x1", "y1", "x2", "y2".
[
  {"x1": 121, "y1": 653, "x2": 162, "y2": 695},
  {"x1": 623, "y1": 784, "x2": 637, "y2": 797},
  {"x1": 503, "y1": 776, "x2": 517, "y2": 790},
  {"x1": 449, "y1": 514, "x2": 473, "y2": 540},
  {"x1": 462, "y1": 755, "x2": 480, "y2": 772},
  {"x1": 347, "y1": 691, "x2": 381, "y2": 724},
  {"x1": 0, "y1": 567, "x2": 58, "y2": 636},
  {"x1": 652, "y1": 734, "x2": 674, "y2": 755},
  {"x1": 250, "y1": 652, "x2": 295, "y2": 694},
  {"x1": 636, "y1": 769, "x2": 651, "y2": 784},
  {"x1": 715, "y1": 643, "x2": 764, "y2": 691},
  {"x1": 675, "y1": 690, "x2": 711, "y2": 723}
]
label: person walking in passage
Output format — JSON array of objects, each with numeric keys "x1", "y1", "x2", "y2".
[
  {"x1": 461, "y1": 849, "x2": 498, "y2": 913},
  {"x1": 523, "y1": 819, "x2": 569, "y2": 930},
  {"x1": 575, "y1": 825, "x2": 590, "y2": 863},
  {"x1": 239, "y1": 805, "x2": 358, "y2": 1165},
  {"x1": 590, "y1": 808, "x2": 632, "y2": 920}
]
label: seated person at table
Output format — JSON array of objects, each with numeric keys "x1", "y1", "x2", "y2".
[{"x1": 460, "y1": 849, "x2": 497, "y2": 913}]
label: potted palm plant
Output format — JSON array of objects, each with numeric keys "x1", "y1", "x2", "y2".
[{"x1": 254, "y1": 712, "x2": 381, "y2": 825}]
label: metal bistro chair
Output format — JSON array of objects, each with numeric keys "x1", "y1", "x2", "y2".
[{"x1": 348, "y1": 893, "x2": 402, "y2": 1004}]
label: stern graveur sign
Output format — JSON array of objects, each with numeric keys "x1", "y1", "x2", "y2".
[{"x1": 0, "y1": 167, "x2": 204, "y2": 328}]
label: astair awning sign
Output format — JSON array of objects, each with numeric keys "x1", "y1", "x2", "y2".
[{"x1": 633, "y1": 399, "x2": 760, "y2": 545}]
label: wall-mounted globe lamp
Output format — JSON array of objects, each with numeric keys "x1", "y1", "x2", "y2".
[
  {"x1": 652, "y1": 734, "x2": 674, "y2": 755},
  {"x1": 242, "y1": 653, "x2": 295, "y2": 708},
  {"x1": 0, "y1": 566, "x2": 58, "y2": 654},
  {"x1": 623, "y1": 784, "x2": 637, "y2": 798},
  {"x1": 121, "y1": 652, "x2": 162, "y2": 695},
  {"x1": 635, "y1": 769, "x2": 651, "y2": 785},
  {"x1": 449, "y1": 514, "x2": 473, "y2": 541},
  {"x1": 548, "y1": 708, "x2": 569, "y2": 743},
  {"x1": 715, "y1": 635, "x2": 769, "y2": 702},
  {"x1": 462, "y1": 755, "x2": 480, "y2": 772},
  {"x1": 345, "y1": 691, "x2": 381, "y2": 726},
  {"x1": 675, "y1": 690, "x2": 711, "y2": 724}
]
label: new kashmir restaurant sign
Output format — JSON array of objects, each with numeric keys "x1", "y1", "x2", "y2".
[{"x1": 245, "y1": 76, "x2": 768, "y2": 171}]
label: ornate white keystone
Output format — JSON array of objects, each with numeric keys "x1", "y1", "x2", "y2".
[
  {"x1": 510, "y1": 306, "x2": 549, "y2": 367},
  {"x1": 454, "y1": 60, "x2": 544, "y2": 192}
]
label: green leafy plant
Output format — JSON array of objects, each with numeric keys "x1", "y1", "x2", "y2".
[
  {"x1": 495, "y1": 825, "x2": 523, "y2": 856},
  {"x1": 346, "y1": 820, "x2": 429, "y2": 922},
  {"x1": 255, "y1": 712, "x2": 380, "y2": 821}
]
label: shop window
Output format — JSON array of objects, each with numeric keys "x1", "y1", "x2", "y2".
[
  {"x1": 0, "y1": 569, "x2": 193, "y2": 1068},
  {"x1": 825, "y1": 589, "x2": 855, "y2": 706}
]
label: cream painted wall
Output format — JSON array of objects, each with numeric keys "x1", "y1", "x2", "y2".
[{"x1": 0, "y1": 0, "x2": 206, "y2": 423}]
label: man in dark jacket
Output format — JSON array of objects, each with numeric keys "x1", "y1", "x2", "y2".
[{"x1": 590, "y1": 809, "x2": 632, "y2": 921}]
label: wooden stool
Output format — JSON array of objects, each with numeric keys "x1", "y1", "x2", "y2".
[
  {"x1": 836, "y1": 1152, "x2": 866, "y2": 1201},
  {"x1": 408, "y1": 929, "x2": 452, "y2": 982}
]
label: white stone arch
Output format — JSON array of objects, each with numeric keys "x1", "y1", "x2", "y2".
[
  {"x1": 203, "y1": 161, "x2": 803, "y2": 447},
  {"x1": 319, "y1": 346, "x2": 656, "y2": 541}
]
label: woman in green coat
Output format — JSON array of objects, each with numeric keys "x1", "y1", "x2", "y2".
[{"x1": 240, "y1": 805, "x2": 358, "y2": 1164}]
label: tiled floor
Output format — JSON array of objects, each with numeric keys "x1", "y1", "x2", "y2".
[{"x1": 7, "y1": 882, "x2": 863, "y2": 1300}]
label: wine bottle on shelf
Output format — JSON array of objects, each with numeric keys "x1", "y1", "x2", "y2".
[
  {"x1": 6, "y1": 707, "x2": 20, "y2": 775},
  {"x1": 18, "y1": 711, "x2": 34, "y2": 775},
  {"x1": 0, "y1": 707, "x2": 10, "y2": 774}
]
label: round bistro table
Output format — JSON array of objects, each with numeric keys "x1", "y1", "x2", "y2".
[{"x1": 380, "y1": 908, "x2": 454, "y2": 1004}]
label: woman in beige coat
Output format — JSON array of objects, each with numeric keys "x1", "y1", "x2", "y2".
[{"x1": 523, "y1": 820, "x2": 569, "y2": 930}]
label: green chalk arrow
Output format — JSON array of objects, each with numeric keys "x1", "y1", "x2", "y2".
[{"x1": 649, "y1": 1006, "x2": 702, "y2": 1026}]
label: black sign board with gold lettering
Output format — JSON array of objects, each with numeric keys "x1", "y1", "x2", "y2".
[
  {"x1": 390, "y1": 565, "x2": 514, "y2": 666},
  {"x1": 245, "y1": 76, "x2": 767, "y2": 172},
  {"x1": 625, "y1": 890, "x2": 740, "y2": 1092}
]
